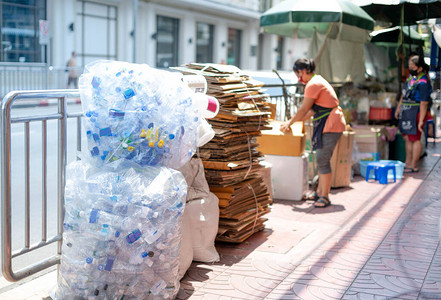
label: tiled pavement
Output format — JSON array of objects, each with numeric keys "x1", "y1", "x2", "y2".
[
  {"x1": 177, "y1": 140, "x2": 441, "y2": 300},
  {"x1": 1, "y1": 140, "x2": 441, "y2": 299}
]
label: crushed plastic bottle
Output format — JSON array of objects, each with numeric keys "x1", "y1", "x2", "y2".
[
  {"x1": 55, "y1": 159, "x2": 187, "y2": 299},
  {"x1": 78, "y1": 60, "x2": 201, "y2": 169}
]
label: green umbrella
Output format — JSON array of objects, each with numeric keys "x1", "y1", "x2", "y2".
[
  {"x1": 354, "y1": 0, "x2": 438, "y2": 88},
  {"x1": 260, "y1": 0, "x2": 375, "y2": 39},
  {"x1": 370, "y1": 26, "x2": 426, "y2": 46},
  {"x1": 353, "y1": 0, "x2": 441, "y2": 26}
]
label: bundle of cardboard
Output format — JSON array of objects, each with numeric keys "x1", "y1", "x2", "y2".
[{"x1": 174, "y1": 63, "x2": 273, "y2": 243}]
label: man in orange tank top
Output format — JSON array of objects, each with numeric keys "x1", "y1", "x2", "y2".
[{"x1": 281, "y1": 58, "x2": 346, "y2": 208}]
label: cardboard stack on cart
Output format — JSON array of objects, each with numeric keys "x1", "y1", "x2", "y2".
[{"x1": 174, "y1": 63, "x2": 273, "y2": 243}]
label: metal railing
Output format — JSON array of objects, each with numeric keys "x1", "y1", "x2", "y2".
[
  {"x1": 0, "y1": 63, "x2": 82, "y2": 99},
  {"x1": 268, "y1": 93, "x2": 303, "y2": 121},
  {"x1": 1, "y1": 90, "x2": 82, "y2": 282}
]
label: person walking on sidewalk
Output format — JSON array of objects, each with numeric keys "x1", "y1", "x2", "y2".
[
  {"x1": 395, "y1": 55, "x2": 432, "y2": 173},
  {"x1": 281, "y1": 58, "x2": 346, "y2": 208},
  {"x1": 66, "y1": 51, "x2": 79, "y2": 89}
]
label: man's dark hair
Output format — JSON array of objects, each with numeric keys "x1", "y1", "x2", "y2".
[{"x1": 293, "y1": 58, "x2": 315, "y2": 74}]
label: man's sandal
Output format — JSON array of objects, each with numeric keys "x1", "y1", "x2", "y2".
[
  {"x1": 304, "y1": 191, "x2": 319, "y2": 201},
  {"x1": 315, "y1": 196, "x2": 331, "y2": 208},
  {"x1": 403, "y1": 167, "x2": 413, "y2": 173},
  {"x1": 404, "y1": 167, "x2": 419, "y2": 173}
]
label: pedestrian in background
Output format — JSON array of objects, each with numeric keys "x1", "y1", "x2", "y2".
[
  {"x1": 395, "y1": 55, "x2": 432, "y2": 173},
  {"x1": 281, "y1": 58, "x2": 346, "y2": 208},
  {"x1": 66, "y1": 51, "x2": 78, "y2": 89}
]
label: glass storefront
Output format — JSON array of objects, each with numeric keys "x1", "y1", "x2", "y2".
[
  {"x1": 0, "y1": 0, "x2": 46, "y2": 63},
  {"x1": 227, "y1": 28, "x2": 241, "y2": 67},
  {"x1": 156, "y1": 15, "x2": 179, "y2": 68},
  {"x1": 196, "y1": 22, "x2": 213, "y2": 63}
]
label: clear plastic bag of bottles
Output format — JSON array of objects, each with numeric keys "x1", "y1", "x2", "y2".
[
  {"x1": 79, "y1": 60, "x2": 200, "y2": 169},
  {"x1": 54, "y1": 159, "x2": 187, "y2": 299}
]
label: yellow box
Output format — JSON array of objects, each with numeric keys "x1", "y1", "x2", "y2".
[{"x1": 257, "y1": 121, "x2": 305, "y2": 156}]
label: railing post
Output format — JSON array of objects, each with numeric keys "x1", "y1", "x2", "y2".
[
  {"x1": 58, "y1": 96, "x2": 67, "y2": 257},
  {"x1": 1, "y1": 92, "x2": 14, "y2": 281}
]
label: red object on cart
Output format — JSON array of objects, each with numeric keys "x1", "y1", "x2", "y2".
[{"x1": 369, "y1": 107, "x2": 392, "y2": 121}]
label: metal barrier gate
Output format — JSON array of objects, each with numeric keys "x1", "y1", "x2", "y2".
[{"x1": 1, "y1": 90, "x2": 82, "y2": 282}]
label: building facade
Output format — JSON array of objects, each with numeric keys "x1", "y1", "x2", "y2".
[
  {"x1": 0, "y1": 0, "x2": 298, "y2": 71},
  {"x1": 0, "y1": 0, "x2": 47, "y2": 63}
]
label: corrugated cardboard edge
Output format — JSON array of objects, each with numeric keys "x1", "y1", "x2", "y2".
[
  {"x1": 257, "y1": 121, "x2": 306, "y2": 156},
  {"x1": 331, "y1": 129, "x2": 355, "y2": 188}
]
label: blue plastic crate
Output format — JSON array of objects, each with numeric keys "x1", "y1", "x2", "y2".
[{"x1": 359, "y1": 160, "x2": 405, "y2": 180}]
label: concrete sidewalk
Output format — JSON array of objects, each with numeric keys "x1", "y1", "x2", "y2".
[{"x1": 1, "y1": 140, "x2": 441, "y2": 299}]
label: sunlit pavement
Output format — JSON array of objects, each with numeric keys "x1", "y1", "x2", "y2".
[
  {"x1": 177, "y1": 138, "x2": 441, "y2": 300},
  {"x1": 2, "y1": 139, "x2": 441, "y2": 299}
]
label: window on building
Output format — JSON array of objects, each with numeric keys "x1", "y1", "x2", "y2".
[
  {"x1": 196, "y1": 22, "x2": 213, "y2": 63},
  {"x1": 77, "y1": 1, "x2": 117, "y2": 66},
  {"x1": 156, "y1": 15, "x2": 179, "y2": 68},
  {"x1": 259, "y1": 0, "x2": 273, "y2": 12},
  {"x1": 227, "y1": 28, "x2": 241, "y2": 67},
  {"x1": 276, "y1": 36, "x2": 284, "y2": 69},
  {"x1": 0, "y1": 0, "x2": 46, "y2": 63}
]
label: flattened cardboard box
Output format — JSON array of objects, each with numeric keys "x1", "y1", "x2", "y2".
[
  {"x1": 352, "y1": 125, "x2": 387, "y2": 154},
  {"x1": 257, "y1": 121, "x2": 305, "y2": 156},
  {"x1": 304, "y1": 121, "x2": 316, "y2": 180},
  {"x1": 330, "y1": 129, "x2": 355, "y2": 188}
]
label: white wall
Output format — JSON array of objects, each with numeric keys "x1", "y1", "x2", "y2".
[
  {"x1": 139, "y1": 2, "x2": 157, "y2": 66},
  {"x1": 247, "y1": 20, "x2": 260, "y2": 69},
  {"x1": 215, "y1": 24, "x2": 228, "y2": 65},
  {"x1": 138, "y1": 1, "x2": 257, "y2": 68},
  {"x1": 282, "y1": 38, "x2": 312, "y2": 71},
  {"x1": 49, "y1": 0, "x2": 132, "y2": 66},
  {"x1": 182, "y1": 14, "x2": 196, "y2": 66},
  {"x1": 48, "y1": 0, "x2": 77, "y2": 66},
  {"x1": 118, "y1": 0, "x2": 133, "y2": 63},
  {"x1": 260, "y1": 34, "x2": 278, "y2": 70}
]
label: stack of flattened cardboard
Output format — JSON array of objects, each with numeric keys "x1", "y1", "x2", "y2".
[{"x1": 174, "y1": 63, "x2": 273, "y2": 243}]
